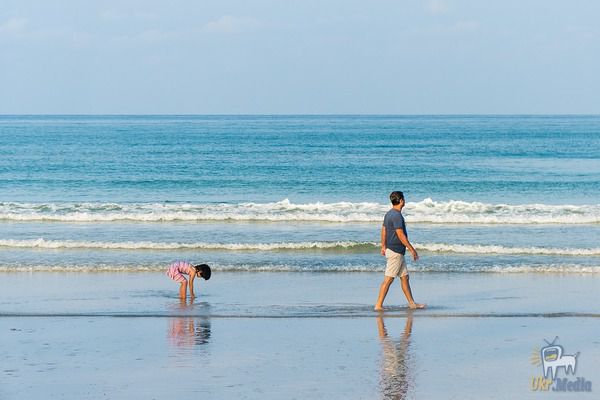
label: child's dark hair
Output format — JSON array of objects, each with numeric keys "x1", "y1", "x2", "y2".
[{"x1": 194, "y1": 264, "x2": 211, "y2": 280}]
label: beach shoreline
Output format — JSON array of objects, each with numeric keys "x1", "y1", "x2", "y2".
[{"x1": 2, "y1": 271, "x2": 599, "y2": 315}]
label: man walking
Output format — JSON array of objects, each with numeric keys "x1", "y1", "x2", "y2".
[{"x1": 375, "y1": 191, "x2": 426, "y2": 311}]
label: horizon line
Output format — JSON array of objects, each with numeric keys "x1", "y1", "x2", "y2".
[{"x1": 1, "y1": 113, "x2": 600, "y2": 117}]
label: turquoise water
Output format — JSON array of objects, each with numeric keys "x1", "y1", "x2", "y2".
[{"x1": 1, "y1": 115, "x2": 599, "y2": 272}]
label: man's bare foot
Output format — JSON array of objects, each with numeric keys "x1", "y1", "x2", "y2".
[
  {"x1": 374, "y1": 306, "x2": 384, "y2": 311},
  {"x1": 408, "y1": 303, "x2": 426, "y2": 309}
]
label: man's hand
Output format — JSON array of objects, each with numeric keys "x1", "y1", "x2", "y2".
[
  {"x1": 411, "y1": 249, "x2": 419, "y2": 261},
  {"x1": 381, "y1": 246, "x2": 386, "y2": 256}
]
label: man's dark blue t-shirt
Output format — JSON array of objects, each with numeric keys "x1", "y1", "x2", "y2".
[{"x1": 383, "y1": 208, "x2": 407, "y2": 255}]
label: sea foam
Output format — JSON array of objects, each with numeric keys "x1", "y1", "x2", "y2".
[
  {"x1": 0, "y1": 199, "x2": 599, "y2": 224},
  {"x1": 1, "y1": 262, "x2": 598, "y2": 273},
  {"x1": 1, "y1": 238, "x2": 599, "y2": 256}
]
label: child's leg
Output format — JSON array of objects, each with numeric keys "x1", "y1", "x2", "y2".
[
  {"x1": 179, "y1": 280, "x2": 188, "y2": 299},
  {"x1": 400, "y1": 275, "x2": 426, "y2": 309},
  {"x1": 375, "y1": 276, "x2": 395, "y2": 310}
]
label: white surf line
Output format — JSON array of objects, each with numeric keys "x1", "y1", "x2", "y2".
[{"x1": 2, "y1": 239, "x2": 600, "y2": 256}]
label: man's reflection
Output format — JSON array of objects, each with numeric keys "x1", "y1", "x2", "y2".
[
  {"x1": 168, "y1": 298, "x2": 211, "y2": 348},
  {"x1": 377, "y1": 311, "x2": 414, "y2": 399}
]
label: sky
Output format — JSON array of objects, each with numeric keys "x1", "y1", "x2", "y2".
[{"x1": 1, "y1": 0, "x2": 599, "y2": 114}]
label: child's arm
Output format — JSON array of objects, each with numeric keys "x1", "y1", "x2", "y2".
[{"x1": 189, "y1": 273, "x2": 196, "y2": 298}]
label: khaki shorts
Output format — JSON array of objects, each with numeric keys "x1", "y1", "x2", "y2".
[{"x1": 384, "y1": 248, "x2": 408, "y2": 277}]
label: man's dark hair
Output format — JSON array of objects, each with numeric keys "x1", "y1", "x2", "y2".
[
  {"x1": 389, "y1": 191, "x2": 404, "y2": 205},
  {"x1": 195, "y1": 264, "x2": 211, "y2": 280}
]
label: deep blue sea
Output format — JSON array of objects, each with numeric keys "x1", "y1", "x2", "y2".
[{"x1": 1, "y1": 115, "x2": 599, "y2": 273}]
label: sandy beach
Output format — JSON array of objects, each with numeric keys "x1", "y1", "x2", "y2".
[{"x1": 2, "y1": 271, "x2": 598, "y2": 399}]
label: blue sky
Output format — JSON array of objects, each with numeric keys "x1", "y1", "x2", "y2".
[{"x1": 1, "y1": 0, "x2": 599, "y2": 114}]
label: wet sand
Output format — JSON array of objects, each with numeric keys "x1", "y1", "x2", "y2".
[{"x1": 1, "y1": 272, "x2": 599, "y2": 399}]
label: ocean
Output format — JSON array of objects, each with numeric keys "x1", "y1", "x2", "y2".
[{"x1": 1, "y1": 115, "x2": 599, "y2": 274}]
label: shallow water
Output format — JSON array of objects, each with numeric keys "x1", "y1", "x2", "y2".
[
  {"x1": 2, "y1": 271, "x2": 598, "y2": 399},
  {"x1": 2, "y1": 314, "x2": 598, "y2": 399}
]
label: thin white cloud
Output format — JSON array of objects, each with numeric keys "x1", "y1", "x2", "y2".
[
  {"x1": 0, "y1": 17, "x2": 28, "y2": 36},
  {"x1": 426, "y1": 0, "x2": 449, "y2": 15},
  {"x1": 0, "y1": 17, "x2": 92, "y2": 47},
  {"x1": 202, "y1": 15, "x2": 260, "y2": 34},
  {"x1": 100, "y1": 9, "x2": 158, "y2": 20},
  {"x1": 134, "y1": 29, "x2": 180, "y2": 44},
  {"x1": 452, "y1": 20, "x2": 480, "y2": 34}
]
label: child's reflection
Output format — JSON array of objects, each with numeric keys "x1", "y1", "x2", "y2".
[
  {"x1": 377, "y1": 312, "x2": 414, "y2": 399},
  {"x1": 168, "y1": 298, "x2": 211, "y2": 348}
]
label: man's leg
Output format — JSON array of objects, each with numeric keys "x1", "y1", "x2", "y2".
[
  {"x1": 375, "y1": 276, "x2": 395, "y2": 310},
  {"x1": 400, "y1": 275, "x2": 426, "y2": 309}
]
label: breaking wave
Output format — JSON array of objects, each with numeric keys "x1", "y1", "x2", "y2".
[
  {"x1": 1, "y1": 262, "x2": 598, "y2": 273},
  {"x1": 1, "y1": 238, "x2": 600, "y2": 256},
  {"x1": 0, "y1": 199, "x2": 599, "y2": 224}
]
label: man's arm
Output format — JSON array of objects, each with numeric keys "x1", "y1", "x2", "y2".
[
  {"x1": 395, "y1": 228, "x2": 419, "y2": 261},
  {"x1": 380, "y1": 226, "x2": 386, "y2": 256}
]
